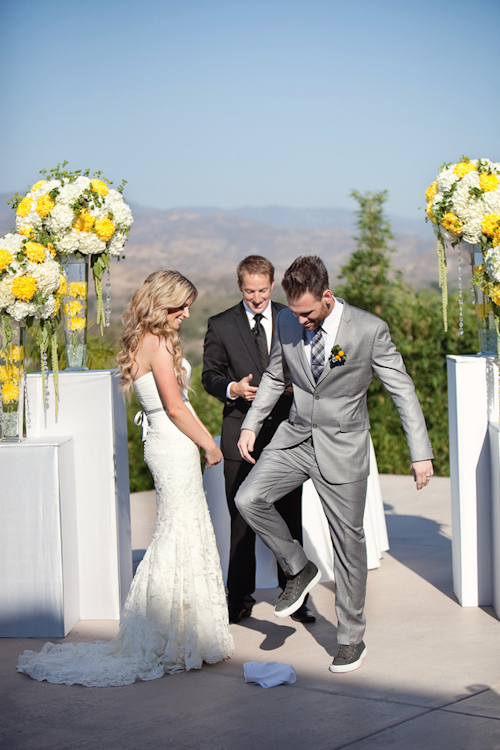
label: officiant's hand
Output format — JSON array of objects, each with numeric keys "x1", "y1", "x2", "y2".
[
  {"x1": 411, "y1": 460, "x2": 434, "y2": 490},
  {"x1": 238, "y1": 429, "x2": 257, "y2": 463},
  {"x1": 230, "y1": 374, "x2": 258, "y2": 401}
]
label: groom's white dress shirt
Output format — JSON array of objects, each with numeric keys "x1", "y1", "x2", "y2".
[{"x1": 303, "y1": 298, "x2": 344, "y2": 367}]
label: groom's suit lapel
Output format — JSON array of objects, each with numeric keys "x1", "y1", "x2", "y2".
[{"x1": 292, "y1": 324, "x2": 315, "y2": 388}]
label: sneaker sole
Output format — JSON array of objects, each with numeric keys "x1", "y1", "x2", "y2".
[
  {"x1": 328, "y1": 646, "x2": 367, "y2": 673},
  {"x1": 274, "y1": 567, "x2": 322, "y2": 619}
]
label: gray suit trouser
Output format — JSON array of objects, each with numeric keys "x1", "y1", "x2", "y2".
[{"x1": 235, "y1": 438, "x2": 368, "y2": 645}]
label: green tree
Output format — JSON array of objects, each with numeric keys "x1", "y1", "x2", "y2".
[{"x1": 335, "y1": 190, "x2": 477, "y2": 476}]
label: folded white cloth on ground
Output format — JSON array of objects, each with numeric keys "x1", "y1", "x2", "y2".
[{"x1": 243, "y1": 661, "x2": 297, "y2": 688}]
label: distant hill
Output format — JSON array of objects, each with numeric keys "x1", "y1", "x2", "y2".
[{"x1": 1, "y1": 194, "x2": 454, "y2": 320}]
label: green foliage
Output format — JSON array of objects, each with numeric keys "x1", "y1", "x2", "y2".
[
  {"x1": 335, "y1": 189, "x2": 478, "y2": 476},
  {"x1": 126, "y1": 391, "x2": 154, "y2": 493},
  {"x1": 189, "y1": 362, "x2": 223, "y2": 438}
]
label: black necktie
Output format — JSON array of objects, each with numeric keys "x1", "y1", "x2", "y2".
[{"x1": 252, "y1": 313, "x2": 269, "y2": 369}]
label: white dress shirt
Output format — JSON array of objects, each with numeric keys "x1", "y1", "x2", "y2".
[
  {"x1": 226, "y1": 301, "x2": 273, "y2": 399},
  {"x1": 304, "y1": 298, "x2": 344, "y2": 367}
]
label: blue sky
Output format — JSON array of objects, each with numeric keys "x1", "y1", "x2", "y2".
[{"x1": 1, "y1": 0, "x2": 499, "y2": 219}]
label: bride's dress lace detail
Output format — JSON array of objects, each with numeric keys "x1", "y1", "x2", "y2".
[{"x1": 18, "y1": 360, "x2": 233, "y2": 686}]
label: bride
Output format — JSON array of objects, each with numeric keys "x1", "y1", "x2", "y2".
[{"x1": 18, "y1": 270, "x2": 233, "y2": 686}]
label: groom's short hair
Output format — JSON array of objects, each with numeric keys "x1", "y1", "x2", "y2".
[
  {"x1": 237, "y1": 255, "x2": 275, "y2": 284},
  {"x1": 281, "y1": 256, "x2": 329, "y2": 301}
]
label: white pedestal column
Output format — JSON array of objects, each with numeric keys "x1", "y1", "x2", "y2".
[
  {"x1": 447, "y1": 354, "x2": 497, "y2": 606},
  {"x1": 0, "y1": 438, "x2": 79, "y2": 637},
  {"x1": 488, "y1": 422, "x2": 500, "y2": 619},
  {"x1": 26, "y1": 370, "x2": 132, "y2": 620}
]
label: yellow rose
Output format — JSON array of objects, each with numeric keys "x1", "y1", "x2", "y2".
[
  {"x1": 94, "y1": 217, "x2": 115, "y2": 242},
  {"x1": 24, "y1": 241, "x2": 47, "y2": 264},
  {"x1": 425, "y1": 181, "x2": 437, "y2": 203},
  {"x1": 1, "y1": 381, "x2": 19, "y2": 404},
  {"x1": 12, "y1": 275, "x2": 37, "y2": 301},
  {"x1": 73, "y1": 210, "x2": 95, "y2": 232},
  {"x1": 0, "y1": 364, "x2": 19, "y2": 383},
  {"x1": 454, "y1": 162, "x2": 477, "y2": 179},
  {"x1": 426, "y1": 201, "x2": 437, "y2": 224},
  {"x1": 441, "y1": 212, "x2": 463, "y2": 235},
  {"x1": 68, "y1": 281, "x2": 87, "y2": 299},
  {"x1": 90, "y1": 179, "x2": 109, "y2": 197},
  {"x1": 480, "y1": 173, "x2": 500, "y2": 193},
  {"x1": 66, "y1": 317, "x2": 87, "y2": 332},
  {"x1": 63, "y1": 300, "x2": 83, "y2": 318},
  {"x1": 489, "y1": 286, "x2": 500, "y2": 306},
  {"x1": 56, "y1": 275, "x2": 68, "y2": 296},
  {"x1": 9, "y1": 345, "x2": 24, "y2": 362},
  {"x1": 36, "y1": 194, "x2": 55, "y2": 217},
  {"x1": 18, "y1": 226, "x2": 34, "y2": 238},
  {"x1": 52, "y1": 297, "x2": 62, "y2": 316},
  {"x1": 30, "y1": 180, "x2": 47, "y2": 192},
  {"x1": 0, "y1": 248, "x2": 13, "y2": 272},
  {"x1": 481, "y1": 214, "x2": 500, "y2": 238},
  {"x1": 17, "y1": 196, "x2": 33, "y2": 217}
]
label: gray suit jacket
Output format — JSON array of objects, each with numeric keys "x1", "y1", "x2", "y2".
[{"x1": 241, "y1": 301, "x2": 433, "y2": 484}]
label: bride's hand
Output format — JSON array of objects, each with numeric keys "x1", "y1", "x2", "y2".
[{"x1": 204, "y1": 444, "x2": 223, "y2": 468}]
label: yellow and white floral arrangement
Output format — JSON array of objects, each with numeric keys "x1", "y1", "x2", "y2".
[
  {"x1": 425, "y1": 157, "x2": 500, "y2": 330},
  {"x1": 0, "y1": 232, "x2": 66, "y2": 413},
  {"x1": 11, "y1": 162, "x2": 133, "y2": 332}
]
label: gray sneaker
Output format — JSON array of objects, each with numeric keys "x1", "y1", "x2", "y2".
[
  {"x1": 274, "y1": 561, "x2": 321, "y2": 619},
  {"x1": 329, "y1": 642, "x2": 367, "y2": 673}
]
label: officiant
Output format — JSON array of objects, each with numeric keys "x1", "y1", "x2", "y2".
[{"x1": 202, "y1": 255, "x2": 314, "y2": 624}]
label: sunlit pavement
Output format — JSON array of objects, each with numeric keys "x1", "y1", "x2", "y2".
[{"x1": 2, "y1": 475, "x2": 499, "y2": 750}]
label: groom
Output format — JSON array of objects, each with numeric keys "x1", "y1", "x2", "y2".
[{"x1": 236, "y1": 255, "x2": 434, "y2": 673}]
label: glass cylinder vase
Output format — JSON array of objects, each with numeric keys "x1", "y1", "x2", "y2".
[
  {"x1": 0, "y1": 320, "x2": 26, "y2": 442},
  {"x1": 62, "y1": 254, "x2": 89, "y2": 371},
  {"x1": 470, "y1": 246, "x2": 498, "y2": 355}
]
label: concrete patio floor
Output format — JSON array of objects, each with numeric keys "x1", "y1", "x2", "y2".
[{"x1": 1, "y1": 475, "x2": 499, "y2": 750}]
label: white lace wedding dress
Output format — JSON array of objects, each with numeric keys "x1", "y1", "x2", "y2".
[{"x1": 18, "y1": 361, "x2": 233, "y2": 686}]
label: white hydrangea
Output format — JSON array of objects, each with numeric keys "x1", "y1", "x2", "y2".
[
  {"x1": 46, "y1": 203, "x2": 74, "y2": 233},
  {"x1": 108, "y1": 233, "x2": 126, "y2": 257},
  {"x1": 0, "y1": 233, "x2": 24, "y2": 254},
  {"x1": 483, "y1": 190, "x2": 500, "y2": 213},
  {"x1": 30, "y1": 179, "x2": 60, "y2": 198},
  {"x1": 76, "y1": 232, "x2": 106, "y2": 255},
  {"x1": 0, "y1": 277, "x2": 15, "y2": 309},
  {"x1": 437, "y1": 167, "x2": 457, "y2": 193},
  {"x1": 7, "y1": 300, "x2": 38, "y2": 321},
  {"x1": 32, "y1": 258, "x2": 61, "y2": 294},
  {"x1": 461, "y1": 219, "x2": 483, "y2": 245},
  {"x1": 57, "y1": 232, "x2": 81, "y2": 254},
  {"x1": 485, "y1": 247, "x2": 500, "y2": 282},
  {"x1": 105, "y1": 190, "x2": 133, "y2": 227},
  {"x1": 39, "y1": 296, "x2": 56, "y2": 319}
]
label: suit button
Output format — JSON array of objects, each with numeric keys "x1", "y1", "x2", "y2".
[
  {"x1": 312, "y1": 424, "x2": 317, "y2": 429},
  {"x1": 314, "y1": 395, "x2": 320, "y2": 400}
]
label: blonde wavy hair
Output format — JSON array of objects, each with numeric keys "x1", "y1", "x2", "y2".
[{"x1": 117, "y1": 270, "x2": 198, "y2": 395}]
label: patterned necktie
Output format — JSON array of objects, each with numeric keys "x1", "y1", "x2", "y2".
[
  {"x1": 252, "y1": 313, "x2": 269, "y2": 369},
  {"x1": 310, "y1": 327, "x2": 324, "y2": 382}
]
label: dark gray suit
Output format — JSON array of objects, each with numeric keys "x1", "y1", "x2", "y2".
[{"x1": 236, "y1": 301, "x2": 433, "y2": 643}]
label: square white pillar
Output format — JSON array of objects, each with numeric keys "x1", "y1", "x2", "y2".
[
  {"x1": 447, "y1": 355, "x2": 497, "y2": 606},
  {"x1": 488, "y1": 422, "x2": 500, "y2": 619},
  {"x1": 26, "y1": 370, "x2": 132, "y2": 620},
  {"x1": 0, "y1": 438, "x2": 79, "y2": 637}
]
